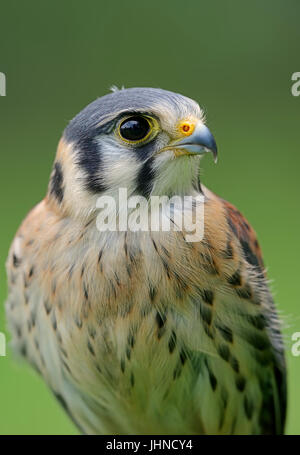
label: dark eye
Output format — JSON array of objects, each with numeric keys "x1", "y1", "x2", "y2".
[{"x1": 119, "y1": 116, "x2": 151, "y2": 142}]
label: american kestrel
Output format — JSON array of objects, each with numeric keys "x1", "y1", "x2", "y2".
[{"x1": 6, "y1": 87, "x2": 286, "y2": 434}]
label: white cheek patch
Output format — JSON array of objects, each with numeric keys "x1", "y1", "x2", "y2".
[{"x1": 99, "y1": 138, "x2": 142, "y2": 194}]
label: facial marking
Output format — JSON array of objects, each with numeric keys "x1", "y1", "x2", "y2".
[
  {"x1": 135, "y1": 157, "x2": 156, "y2": 198},
  {"x1": 76, "y1": 133, "x2": 108, "y2": 194},
  {"x1": 59, "y1": 88, "x2": 206, "y2": 203},
  {"x1": 50, "y1": 162, "x2": 64, "y2": 203}
]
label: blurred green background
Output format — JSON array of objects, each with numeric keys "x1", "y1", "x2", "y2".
[{"x1": 0, "y1": 0, "x2": 299, "y2": 435}]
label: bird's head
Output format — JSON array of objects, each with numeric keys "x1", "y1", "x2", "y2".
[{"x1": 48, "y1": 87, "x2": 217, "y2": 220}]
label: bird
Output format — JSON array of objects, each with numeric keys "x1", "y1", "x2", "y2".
[{"x1": 5, "y1": 87, "x2": 286, "y2": 435}]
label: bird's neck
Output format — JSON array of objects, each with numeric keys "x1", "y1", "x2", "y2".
[{"x1": 147, "y1": 156, "x2": 202, "y2": 199}]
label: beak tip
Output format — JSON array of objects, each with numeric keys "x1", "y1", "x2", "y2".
[{"x1": 197, "y1": 124, "x2": 218, "y2": 163}]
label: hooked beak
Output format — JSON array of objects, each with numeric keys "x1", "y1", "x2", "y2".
[{"x1": 163, "y1": 122, "x2": 218, "y2": 163}]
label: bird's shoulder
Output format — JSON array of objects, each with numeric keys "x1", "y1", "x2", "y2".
[
  {"x1": 202, "y1": 186, "x2": 264, "y2": 273},
  {"x1": 202, "y1": 186, "x2": 287, "y2": 434},
  {"x1": 6, "y1": 199, "x2": 48, "y2": 278}
]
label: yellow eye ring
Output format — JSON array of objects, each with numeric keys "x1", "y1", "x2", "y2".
[
  {"x1": 178, "y1": 120, "x2": 195, "y2": 137},
  {"x1": 118, "y1": 115, "x2": 155, "y2": 144}
]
